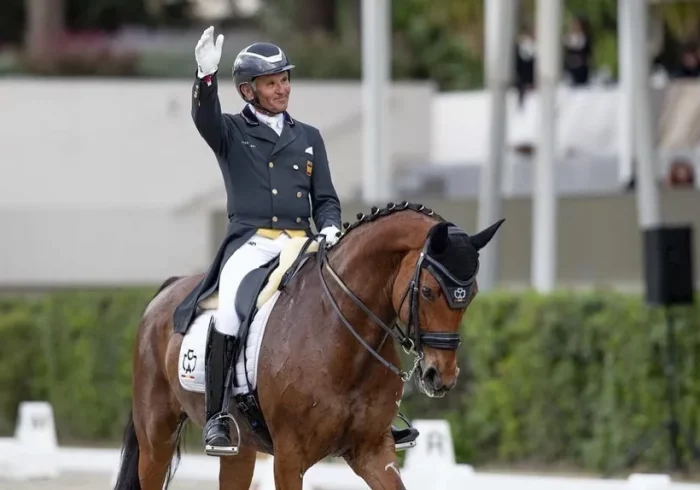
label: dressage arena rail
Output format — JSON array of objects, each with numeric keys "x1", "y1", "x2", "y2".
[{"x1": 1, "y1": 402, "x2": 700, "y2": 490}]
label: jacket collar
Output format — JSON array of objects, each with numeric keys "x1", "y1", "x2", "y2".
[{"x1": 241, "y1": 104, "x2": 295, "y2": 127}]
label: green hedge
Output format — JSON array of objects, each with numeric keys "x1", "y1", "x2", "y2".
[{"x1": 1, "y1": 288, "x2": 699, "y2": 473}]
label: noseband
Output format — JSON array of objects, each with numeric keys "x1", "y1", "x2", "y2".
[{"x1": 315, "y1": 225, "x2": 477, "y2": 381}]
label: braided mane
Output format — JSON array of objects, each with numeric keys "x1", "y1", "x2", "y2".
[{"x1": 335, "y1": 201, "x2": 445, "y2": 244}]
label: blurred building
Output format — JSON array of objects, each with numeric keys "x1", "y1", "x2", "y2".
[
  {"x1": 1, "y1": 76, "x2": 700, "y2": 290},
  {"x1": 0, "y1": 77, "x2": 432, "y2": 287}
]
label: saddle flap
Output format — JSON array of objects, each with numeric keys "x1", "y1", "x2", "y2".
[{"x1": 234, "y1": 259, "x2": 279, "y2": 322}]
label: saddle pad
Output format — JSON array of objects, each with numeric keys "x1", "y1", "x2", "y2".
[{"x1": 177, "y1": 291, "x2": 281, "y2": 396}]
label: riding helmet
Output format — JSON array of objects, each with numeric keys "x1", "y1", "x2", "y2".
[{"x1": 232, "y1": 42, "x2": 295, "y2": 101}]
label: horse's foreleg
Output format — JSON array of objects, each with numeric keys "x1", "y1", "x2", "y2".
[
  {"x1": 134, "y1": 410, "x2": 180, "y2": 490},
  {"x1": 270, "y1": 445, "x2": 309, "y2": 490},
  {"x1": 344, "y1": 431, "x2": 407, "y2": 490},
  {"x1": 133, "y1": 352, "x2": 182, "y2": 490},
  {"x1": 218, "y1": 445, "x2": 258, "y2": 489}
]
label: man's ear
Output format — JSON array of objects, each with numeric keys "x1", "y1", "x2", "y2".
[{"x1": 240, "y1": 82, "x2": 254, "y2": 101}]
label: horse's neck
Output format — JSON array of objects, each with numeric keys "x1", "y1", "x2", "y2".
[{"x1": 329, "y1": 215, "x2": 430, "y2": 329}]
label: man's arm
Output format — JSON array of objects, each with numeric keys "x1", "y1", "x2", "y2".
[
  {"x1": 191, "y1": 26, "x2": 233, "y2": 157},
  {"x1": 310, "y1": 130, "x2": 342, "y2": 231},
  {"x1": 191, "y1": 71, "x2": 235, "y2": 157}
]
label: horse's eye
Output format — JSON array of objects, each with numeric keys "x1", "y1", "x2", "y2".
[{"x1": 421, "y1": 286, "x2": 435, "y2": 301}]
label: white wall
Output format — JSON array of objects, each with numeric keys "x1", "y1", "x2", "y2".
[
  {"x1": 0, "y1": 209, "x2": 209, "y2": 286},
  {"x1": 0, "y1": 77, "x2": 434, "y2": 208},
  {"x1": 0, "y1": 77, "x2": 434, "y2": 287}
]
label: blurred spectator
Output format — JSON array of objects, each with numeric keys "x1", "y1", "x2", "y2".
[
  {"x1": 667, "y1": 158, "x2": 696, "y2": 188},
  {"x1": 515, "y1": 25, "x2": 535, "y2": 107},
  {"x1": 672, "y1": 44, "x2": 700, "y2": 78},
  {"x1": 563, "y1": 15, "x2": 592, "y2": 86}
]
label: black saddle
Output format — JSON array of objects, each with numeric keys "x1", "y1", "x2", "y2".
[{"x1": 234, "y1": 256, "x2": 279, "y2": 327}]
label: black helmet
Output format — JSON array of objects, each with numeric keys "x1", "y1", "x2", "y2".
[{"x1": 232, "y1": 42, "x2": 295, "y2": 102}]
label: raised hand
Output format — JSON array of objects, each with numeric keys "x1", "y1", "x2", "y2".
[{"x1": 195, "y1": 26, "x2": 224, "y2": 78}]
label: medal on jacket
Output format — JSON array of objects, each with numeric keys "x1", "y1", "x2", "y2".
[{"x1": 306, "y1": 160, "x2": 313, "y2": 176}]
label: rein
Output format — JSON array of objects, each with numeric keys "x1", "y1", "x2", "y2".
[{"x1": 313, "y1": 232, "x2": 467, "y2": 382}]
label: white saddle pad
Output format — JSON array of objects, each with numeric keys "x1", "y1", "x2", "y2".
[{"x1": 177, "y1": 291, "x2": 281, "y2": 396}]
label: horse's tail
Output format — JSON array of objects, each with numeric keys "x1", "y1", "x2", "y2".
[{"x1": 113, "y1": 409, "x2": 141, "y2": 490}]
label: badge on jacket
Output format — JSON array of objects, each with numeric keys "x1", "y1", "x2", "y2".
[{"x1": 306, "y1": 160, "x2": 313, "y2": 176}]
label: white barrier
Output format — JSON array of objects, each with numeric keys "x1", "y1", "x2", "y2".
[
  {"x1": 401, "y1": 419, "x2": 474, "y2": 489},
  {"x1": 0, "y1": 401, "x2": 59, "y2": 480},
  {"x1": 2, "y1": 402, "x2": 700, "y2": 490}
]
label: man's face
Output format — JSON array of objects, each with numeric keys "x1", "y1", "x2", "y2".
[{"x1": 242, "y1": 71, "x2": 291, "y2": 114}]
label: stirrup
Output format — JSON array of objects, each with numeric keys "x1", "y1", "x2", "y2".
[
  {"x1": 396, "y1": 438, "x2": 418, "y2": 451},
  {"x1": 394, "y1": 412, "x2": 419, "y2": 451},
  {"x1": 204, "y1": 413, "x2": 242, "y2": 457}
]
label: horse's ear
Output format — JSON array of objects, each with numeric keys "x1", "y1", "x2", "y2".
[
  {"x1": 428, "y1": 222, "x2": 450, "y2": 254},
  {"x1": 470, "y1": 219, "x2": 505, "y2": 251}
]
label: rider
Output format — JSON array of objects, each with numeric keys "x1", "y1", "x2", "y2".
[{"x1": 190, "y1": 26, "x2": 418, "y2": 455}]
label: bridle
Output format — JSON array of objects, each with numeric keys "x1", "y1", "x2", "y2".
[{"x1": 314, "y1": 223, "x2": 478, "y2": 382}]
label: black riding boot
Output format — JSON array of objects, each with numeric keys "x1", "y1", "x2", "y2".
[{"x1": 202, "y1": 317, "x2": 238, "y2": 456}]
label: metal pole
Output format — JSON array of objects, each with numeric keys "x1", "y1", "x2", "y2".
[
  {"x1": 625, "y1": 0, "x2": 661, "y2": 228},
  {"x1": 617, "y1": 0, "x2": 635, "y2": 186},
  {"x1": 478, "y1": 0, "x2": 516, "y2": 291},
  {"x1": 531, "y1": 0, "x2": 561, "y2": 292},
  {"x1": 362, "y1": 0, "x2": 391, "y2": 203}
]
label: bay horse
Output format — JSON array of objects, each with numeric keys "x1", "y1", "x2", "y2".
[{"x1": 113, "y1": 201, "x2": 503, "y2": 490}]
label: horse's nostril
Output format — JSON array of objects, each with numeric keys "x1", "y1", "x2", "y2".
[{"x1": 424, "y1": 366, "x2": 438, "y2": 384}]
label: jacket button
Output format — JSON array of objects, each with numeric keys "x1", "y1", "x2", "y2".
[
  {"x1": 272, "y1": 189, "x2": 278, "y2": 195},
  {"x1": 272, "y1": 216, "x2": 278, "y2": 223},
  {"x1": 296, "y1": 191, "x2": 302, "y2": 198},
  {"x1": 293, "y1": 164, "x2": 299, "y2": 170},
  {"x1": 269, "y1": 162, "x2": 274, "y2": 168},
  {"x1": 296, "y1": 217, "x2": 302, "y2": 223}
]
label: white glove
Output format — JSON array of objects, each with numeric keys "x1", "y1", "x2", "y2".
[
  {"x1": 319, "y1": 225, "x2": 341, "y2": 247},
  {"x1": 195, "y1": 26, "x2": 224, "y2": 78}
]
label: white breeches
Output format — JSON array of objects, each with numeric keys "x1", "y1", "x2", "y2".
[{"x1": 214, "y1": 233, "x2": 291, "y2": 337}]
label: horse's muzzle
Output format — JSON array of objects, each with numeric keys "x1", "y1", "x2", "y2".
[{"x1": 421, "y1": 365, "x2": 457, "y2": 397}]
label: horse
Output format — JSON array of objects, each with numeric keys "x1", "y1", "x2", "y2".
[{"x1": 113, "y1": 201, "x2": 504, "y2": 490}]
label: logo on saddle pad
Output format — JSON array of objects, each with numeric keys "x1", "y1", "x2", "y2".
[{"x1": 182, "y1": 349, "x2": 197, "y2": 374}]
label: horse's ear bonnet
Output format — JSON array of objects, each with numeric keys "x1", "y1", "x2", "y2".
[{"x1": 424, "y1": 222, "x2": 479, "y2": 308}]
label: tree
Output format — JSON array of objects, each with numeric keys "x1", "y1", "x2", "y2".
[
  {"x1": 293, "y1": 0, "x2": 338, "y2": 34},
  {"x1": 24, "y1": 0, "x2": 65, "y2": 67}
]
